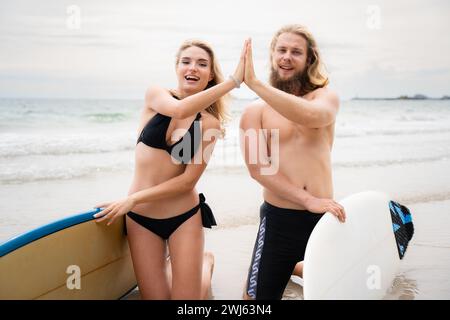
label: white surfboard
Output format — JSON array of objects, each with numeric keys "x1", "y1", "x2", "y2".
[
  {"x1": 0, "y1": 209, "x2": 137, "y2": 300},
  {"x1": 303, "y1": 191, "x2": 402, "y2": 300}
]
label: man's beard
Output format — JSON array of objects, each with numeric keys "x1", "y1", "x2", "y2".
[{"x1": 269, "y1": 67, "x2": 306, "y2": 96}]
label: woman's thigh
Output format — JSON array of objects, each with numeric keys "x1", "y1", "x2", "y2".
[
  {"x1": 126, "y1": 215, "x2": 170, "y2": 299},
  {"x1": 168, "y1": 210, "x2": 204, "y2": 299}
]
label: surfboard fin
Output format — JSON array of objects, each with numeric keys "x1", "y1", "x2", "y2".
[{"x1": 389, "y1": 201, "x2": 414, "y2": 259}]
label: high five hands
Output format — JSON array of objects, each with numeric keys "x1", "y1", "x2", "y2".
[{"x1": 232, "y1": 38, "x2": 258, "y2": 89}]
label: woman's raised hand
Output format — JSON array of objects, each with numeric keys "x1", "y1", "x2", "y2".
[{"x1": 232, "y1": 39, "x2": 248, "y2": 87}]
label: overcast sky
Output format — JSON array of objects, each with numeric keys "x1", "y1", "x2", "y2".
[{"x1": 0, "y1": 0, "x2": 449, "y2": 100}]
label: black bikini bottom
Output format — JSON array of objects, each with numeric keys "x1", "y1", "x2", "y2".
[{"x1": 126, "y1": 193, "x2": 216, "y2": 240}]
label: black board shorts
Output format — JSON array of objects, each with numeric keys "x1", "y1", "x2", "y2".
[{"x1": 246, "y1": 201, "x2": 324, "y2": 300}]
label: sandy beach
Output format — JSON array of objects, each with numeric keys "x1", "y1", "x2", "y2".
[
  {"x1": 123, "y1": 166, "x2": 450, "y2": 300},
  {"x1": 2, "y1": 164, "x2": 449, "y2": 300}
]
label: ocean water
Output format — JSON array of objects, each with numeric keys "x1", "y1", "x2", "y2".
[
  {"x1": 1, "y1": 98, "x2": 449, "y2": 184},
  {"x1": 1, "y1": 96, "x2": 450, "y2": 236}
]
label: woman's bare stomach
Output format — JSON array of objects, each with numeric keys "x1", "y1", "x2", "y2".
[
  {"x1": 128, "y1": 179, "x2": 199, "y2": 219},
  {"x1": 128, "y1": 148, "x2": 199, "y2": 219}
]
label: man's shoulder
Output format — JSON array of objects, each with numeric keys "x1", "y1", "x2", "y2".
[
  {"x1": 242, "y1": 98, "x2": 267, "y2": 117},
  {"x1": 310, "y1": 87, "x2": 339, "y2": 101},
  {"x1": 240, "y1": 98, "x2": 267, "y2": 128}
]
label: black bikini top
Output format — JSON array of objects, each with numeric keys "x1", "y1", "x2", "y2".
[{"x1": 137, "y1": 96, "x2": 202, "y2": 164}]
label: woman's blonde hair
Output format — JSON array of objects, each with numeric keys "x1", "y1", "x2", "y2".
[
  {"x1": 270, "y1": 24, "x2": 329, "y2": 95},
  {"x1": 174, "y1": 39, "x2": 230, "y2": 130}
]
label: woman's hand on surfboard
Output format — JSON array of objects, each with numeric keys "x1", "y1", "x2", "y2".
[
  {"x1": 303, "y1": 195, "x2": 346, "y2": 223},
  {"x1": 93, "y1": 197, "x2": 136, "y2": 226},
  {"x1": 244, "y1": 38, "x2": 258, "y2": 88}
]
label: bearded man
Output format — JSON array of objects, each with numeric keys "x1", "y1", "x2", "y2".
[{"x1": 240, "y1": 24, "x2": 346, "y2": 300}]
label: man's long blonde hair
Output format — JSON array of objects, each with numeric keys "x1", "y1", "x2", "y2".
[{"x1": 270, "y1": 24, "x2": 329, "y2": 95}]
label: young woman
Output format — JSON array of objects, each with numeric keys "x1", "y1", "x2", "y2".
[{"x1": 94, "y1": 39, "x2": 247, "y2": 299}]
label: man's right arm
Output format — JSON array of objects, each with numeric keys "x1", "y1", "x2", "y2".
[
  {"x1": 239, "y1": 101, "x2": 311, "y2": 206},
  {"x1": 239, "y1": 101, "x2": 346, "y2": 221}
]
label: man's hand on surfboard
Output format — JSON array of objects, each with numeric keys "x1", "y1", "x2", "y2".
[
  {"x1": 303, "y1": 195, "x2": 346, "y2": 223},
  {"x1": 93, "y1": 197, "x2": 136, "y2": 226}
]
